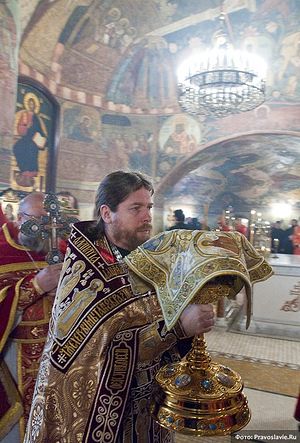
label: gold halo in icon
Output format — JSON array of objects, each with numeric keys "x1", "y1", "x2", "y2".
[{"x1": 23, "y1": 92, "x2": 40, "y2": 114}]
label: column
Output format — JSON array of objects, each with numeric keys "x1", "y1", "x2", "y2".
[{"x1": 0, "y1": 1, "x2": 20, "y2": 188}]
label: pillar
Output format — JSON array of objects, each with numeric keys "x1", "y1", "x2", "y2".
[
  {"x1": 153, "y1": 193, "x2": 165, "y2": 235},
  {"x1": 0, "y1": 1, "x2": 20, "y2": 188}
]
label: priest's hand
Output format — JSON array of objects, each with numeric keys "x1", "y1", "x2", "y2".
[
  {"x1": 34, "y1": 263, "x2": 63, "y2": 294},
  {"x1": 179, "y1": 303, "x2": 215, "y2": 337}
]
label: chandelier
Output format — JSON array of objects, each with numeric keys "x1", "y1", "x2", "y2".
[{"x1": 177, "y1": 11, "x2": 266, "y2": 118}]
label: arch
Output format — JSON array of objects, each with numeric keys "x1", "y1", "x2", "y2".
[{"x1": 153, "y1": 130, "x2": 300, "y2": 232}]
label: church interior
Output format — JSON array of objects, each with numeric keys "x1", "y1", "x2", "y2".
[{"x1": 0, "y1": 0, "x2": 300, "y2": 440}]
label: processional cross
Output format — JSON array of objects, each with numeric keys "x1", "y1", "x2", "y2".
[{"x1": 20, "y1": 193, "x2": 78, "y2": 264}]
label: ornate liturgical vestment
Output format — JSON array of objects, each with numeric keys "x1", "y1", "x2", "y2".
[
  {"x1": 0, "y1": 222, "x2": 49, "y2": 442},
  {"x1": 25, "y1": 224, "x2": 272, "y2": 443}
]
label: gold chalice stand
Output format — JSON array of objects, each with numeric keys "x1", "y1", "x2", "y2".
[{"x1": 150, "y1": 280, "x2": 251, "y2": 436}]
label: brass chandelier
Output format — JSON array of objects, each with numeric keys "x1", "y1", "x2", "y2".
[{"x1": 177, "y1": 9, "x2": 266, "y2": 118}]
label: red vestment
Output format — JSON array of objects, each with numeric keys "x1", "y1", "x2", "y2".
[
  {"x1": 292, "y1": 226, "x2": 300, "y2": 255},
  {"x1": 295, "y1": 390, "x2": 300, "y2": 422},
  {"x1": 0, "y1": 222, "x2": 51, "y2": 441},
  {"x1": 235, "y1": 224, "x2": 248, "y2": 237}
]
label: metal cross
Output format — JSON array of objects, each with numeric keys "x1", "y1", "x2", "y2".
[{"x1": 20, "y1": 193, "x2": 79, "y2": 264}]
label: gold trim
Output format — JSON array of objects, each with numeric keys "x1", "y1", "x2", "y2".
[
  {"x1": 23, "y1": 92, "x2": 40, "y2": 114},
  {"x1": 19, "y1": 415, "x2": 25, "y2": 443},
  {"x1": 0, "y1": 360, "x2": 23, "y2": 440},
  {"x1": 127, "y1": 248, "x2": 251, "y2": 331},
  {"x1": 12, "y1": 338, "x2": 48, "y2": 344},
  {"x1": 3, "y1": 223, "x2": 30, "y2": 251},
  {"x1": 18, "y1": 317, "x2": 50, "y2": 326},
  {"x1": 0, "y1": 285, "x2": 10, "y2": 303},
  {"x1": 0, "y1": 262, "x2": 47, "y2": 273},
  {"x1": 17, "y1": 342, "x2": 25, "y2": 440},
  {"x1": 0, "y1": 278, "x2": 24, "y2": 353},
  {"x1": 1, "y1": 224, "x2": 47, "y2": 271},
  {"x1": 32, "y1": 276, "x2": 45, "y2": 295},
  {"x1": 18, "y1": 318, "x2": 50, "y2": 326}
]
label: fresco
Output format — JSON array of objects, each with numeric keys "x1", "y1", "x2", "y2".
[
  {"x1": 209, "y1": 104, "x2": 300, "y2": 140},
  {"x1": 163, "y1": 134, "x2": 300, "y2": 221},
  {"x1": 6, "y1": 0, "x2": 300, "y2": 218},
  {"x1": 0, "y1": 2, "x2": 17, "y2": 187},
  {"x1": 160, "y1": 0, "x2": 300, "y2": 104},
  {"x1": 20, "y1": 0, "x2": 300, "y2": 107},
  {"x1": 106, "y1": 36, "x2": 177, "y2": 109},
  {"x1": 100, "y1": 115, "x2": 155, "y2": 176},
  {"x1": 11, "y1": 80, "x2": 58, "y2": 192},
  {"x1": 64, "y1": 105, "x2": 100, "y2": 143},
  {"x1": 156, "y1": 114, "x2": 203, "y2": 177},
  {"x1": 59, "y1": 106, "x2": 156, "y2": 184},
  {"x1": 19, "y1": 0, "x2": 40, "y2": 33},
  {"x1": 57, "y1": 3, "x2": 178, "y2": 97}
]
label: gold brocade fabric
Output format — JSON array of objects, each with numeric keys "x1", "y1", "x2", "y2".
[
  {"x1": 25, "y1": 225, "x2": 272, "y2": 443},
  {"x1": 25, "y1": 295, "x2": 174, "y2": 443},
  {"x1": 125, "y1": 230, "x2": 273, "y2": 330},
  {"x1": 25, "y1": 222, "x2": 181, "y2": 443}
]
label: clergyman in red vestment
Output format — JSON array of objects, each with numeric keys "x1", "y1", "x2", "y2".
[{"x1": 0, "y1": 192, "x2": 62, "y2": 442}]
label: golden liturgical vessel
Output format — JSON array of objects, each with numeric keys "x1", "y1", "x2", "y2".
[
  {"x1": 150, "y1": 335, "x2": 250, "y2": 435},
  {"x1": 150, "y1": 279, "x2": 250, "y2": 436},
  {"x1": 124, "y1": 230, "x2": 273, "y2": 437}
]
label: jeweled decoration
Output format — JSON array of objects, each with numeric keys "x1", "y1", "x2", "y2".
[{"x1": 151, "y1": 334, "x2": 250, "y2": 436}]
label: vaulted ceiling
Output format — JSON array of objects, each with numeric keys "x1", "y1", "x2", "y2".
[{"x1": 18, "y1": 0, "x2": 300, "y2": 218}]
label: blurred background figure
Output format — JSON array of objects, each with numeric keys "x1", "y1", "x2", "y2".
[
  {"x1": 216, "y1": 215, "x2": 232, "y2": 232},
  {"x1": 270, "y1": 220, "x2": 285, "y2": 253},
  {"x1": 234, "y1": 217, "x2": 248, "y2": 237},
  {"x1": 291, "y1": 219, "x2": 300, "y2": 255},
  {"x1": 186, "y1": 216, "x2": 202, "y2": 230},
  {"x1": 283, "y1": 219, "x2": 298, "y2": 254},
  {"x1": 167, "y1": 208, "x2": 188, "y2": 230}
]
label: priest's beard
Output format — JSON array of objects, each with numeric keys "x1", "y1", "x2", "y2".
[
  {"x1": 19, "y1": 232, "x2": 49, "y2": 253},
  {"x1": 108, "y1": 223, "x2": 152, "y2": 252}
]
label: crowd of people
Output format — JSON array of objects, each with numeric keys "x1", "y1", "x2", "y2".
[
  {"x1": 0, "y1": 176, "x2": 298, "y2": 442},
  {"x1": 167, "y1": 209, "x2": 207, "y2": 231},
  {"x1": 167, "y1": 209, "x2": 300, "y2": 255}
]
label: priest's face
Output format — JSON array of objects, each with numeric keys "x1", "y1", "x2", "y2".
[{"x1": 101, "y1": 187, "x2": 153, "y2": 251}]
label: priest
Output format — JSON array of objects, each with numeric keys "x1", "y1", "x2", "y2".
[
  {"x1": 25, "y1": 171, "x2": 272, "y2": 443},
  {"x1": 0, "y1": 193, "x2": 63, "y2": 442}
]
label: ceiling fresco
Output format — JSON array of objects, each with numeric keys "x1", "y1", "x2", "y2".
[
  {"x1": 162, "y1": 133, "x2": 300, "y2": 219},
  {"x1": 20, "y1": 0, "x2": 300, "y2": 106},
  {"x1": 13, "y1": 0, "x2": 300, "y2": 218}
]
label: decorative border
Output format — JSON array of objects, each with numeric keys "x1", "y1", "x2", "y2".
[{"x1": 19, "y1": 62, "x2": 177, "y2": 115}]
